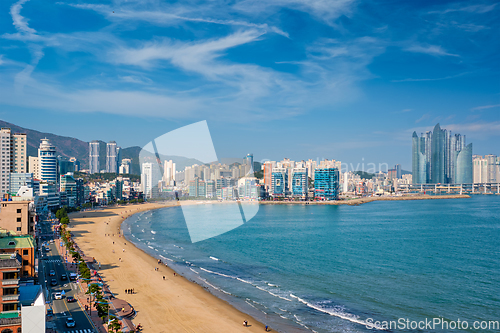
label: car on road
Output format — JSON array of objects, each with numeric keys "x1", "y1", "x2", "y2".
[
  {"x1": 54, "y1": 292, "x2": 62, "y2": 300},
  {"x1": 69, "y1": 273, "x2": 78, "y2": 281},
  {"x1": 46, "y1": 308, "x2": 53, "y2": 316},
  {"x1": 66, "y1": 317, "x2": 76, "y2": 328},
  {"x1": 49, "y1": 270, "x2": 55, "y2": 276},
  {"x1": 45, "y1": 247, "x2": 50, "y2": 252},
  {"x1": 66, "y1": 296, "x2": 76, "y2": 302},
  {"x1": 60, "y1": 273, "x2": 68, "y2": 280},
  {"x1": 50, "y1": 279, "x2": 57, "y2": 286}
]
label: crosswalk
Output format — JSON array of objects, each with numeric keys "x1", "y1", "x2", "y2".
[
  {"x1": 45, "y1": 259, "x2": 62, "y2": 263},
  {"x1": 63, "y1": 329, "x2": 95, "y2": 333}
]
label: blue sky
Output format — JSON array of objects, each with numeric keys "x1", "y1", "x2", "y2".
[{"x1": 0, "y1": 0, "x2": 499, "y2": 170}]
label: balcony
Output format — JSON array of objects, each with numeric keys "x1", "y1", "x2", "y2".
[
  {"x1": 2, "y1": 294, "x2": 19, "y2": 302},
  {"x1": 1, "y1": 279, "x2": 19, "y2": 286},
  {"x1": 0, "y1": 316, "x2": 21, "y2": 327}
]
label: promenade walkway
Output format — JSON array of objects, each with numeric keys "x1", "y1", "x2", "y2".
[{"x1": 55, "y1": 235, "x2": 137, "y2": 332}]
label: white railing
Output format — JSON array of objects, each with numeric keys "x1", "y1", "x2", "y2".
[
  {"x1": 1, "y1": 279, "x2": 19, "y2": 286},
  {"x1": 2, "y1": 294, "x2": 19, "y2": 301}
]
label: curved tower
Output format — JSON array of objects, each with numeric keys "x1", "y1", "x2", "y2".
[{"x1": 455, "y1": 143, "x2": 473, "y2": 184}]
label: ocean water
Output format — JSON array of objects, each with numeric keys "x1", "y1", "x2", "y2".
[{"x1": 122, "y1": 196, "x2": 500, "y2": 332}]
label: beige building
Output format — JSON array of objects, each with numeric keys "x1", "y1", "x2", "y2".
[
  {"x1": 0, "y1": 201, "x2": 36, "y2": 236},
  {"x1": 0, "y1": 128, "x2": 27, "y2": 196},
  {"x1": 28, "y1": 156, "x2": 40, "y2": 180},
  {"x1": 473, "y1": 154, "x2": 499, "y2": 183}
]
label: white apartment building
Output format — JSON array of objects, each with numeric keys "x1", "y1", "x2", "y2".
[{"x1": 0, "y1": 128, "x2": 27, "y2": 196}]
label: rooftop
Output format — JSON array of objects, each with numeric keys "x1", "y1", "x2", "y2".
[
  {"x1": 0, "y1": 253, "x2": 22, "y2": 268},
  {"x1": 0, "y1": 231, "x2": 34, "y2": 249}
]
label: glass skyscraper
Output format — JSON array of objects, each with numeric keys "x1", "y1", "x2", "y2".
[
  {"x1": 314, "y1": 168, "x2": 339, "y2": 200},
  {"x1": 412, "y1": 123, "x2": 472, "y2": 184}
]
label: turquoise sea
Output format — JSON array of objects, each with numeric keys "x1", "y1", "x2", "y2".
[{"x1": 122, "y1": 196, "x2": 500, "y2": 332}]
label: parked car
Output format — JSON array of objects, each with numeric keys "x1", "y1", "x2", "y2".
[
  {"x1": 49, "y1": 270, "x2": 55, "y2": 276},
  {"x1": 46, "y1": 308, "x2": 53, "y2": 316},
  {"x1": 50, "y1": 279, "x2": 57, "y2": 286},
  {"x1": 60, "y1": 273, "x2": 68, "y2": 280},
  {"x1": 66, "y1": 296, "x2": 76, "y2": 303},
  {"x1": 66, "y1": 317, "x2": 76, "y2": 328},
  {"x1": 54, "y1": 292, "x2": 62, "y2": 300}
]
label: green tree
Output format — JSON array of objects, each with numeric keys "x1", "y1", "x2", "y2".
[
  {"x1": 60, "y1": 216, "x2": 70, "y2": 224},
  {"x1": 108, "y1": 316, "x2": 122, "y2": 333}
]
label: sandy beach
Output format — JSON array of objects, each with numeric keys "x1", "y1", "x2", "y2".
[{"x1": 69, "y1": 202, "x2": 269, "y2": 333}]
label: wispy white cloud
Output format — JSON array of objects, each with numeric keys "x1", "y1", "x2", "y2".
[
  {"x1": 234, "y1": 0, "x2": 355, "y2": 24},
  {"x1": 10, "y1": 0, "x2": 36, "y2": 35},
  {"x1": 392, "y1": 72, "x2": 470, "y2": 82},
  {"x1": 471, "y1": 104, "x2": 500, "y2": 111},
  {"x1": 405, "y1": 44, "x2": 459, "y2": 57},
  {"x1": 63, "y1": 3, "x2": 289, "y2": 37},
  {"x1": 429, "y1": 3, "x2": 498, "y2": 15},
  {"x1": 415, "y1": 113, "x2": 430, "y2": 124},
  {"x1": 444, "y1": 121, "x2": 500, "y2": 134},
  {"x1": 119, "y1": 76, "x2": 153, "y2": 85}
]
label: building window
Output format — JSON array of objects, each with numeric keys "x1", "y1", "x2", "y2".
[
  {"x1": 23, "y1": 270, "x2": 28, "y2": 276},
  {"x1": 16, "y1": 227, "x2": 21, "y2": 231},
  {"x1": 1, "y1": 304, "x2": 16, "y2": 313},
  {"x1": 23, "y1": 249, "x2": 28, "y2": 255},
  {"x1": 16, "y1": 217, "x2": 21, "y2": 222},
  {"x1": 17, "y1": 209, "x2": 21, "y2": 213},
  {"x1": 23, "y1": 260, "x2": 29, "y2": 265}
]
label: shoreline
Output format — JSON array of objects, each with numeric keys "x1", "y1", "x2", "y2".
[
  {"x1": 69, "y1": 202, "x2": 271, "y2": 333},
  {"x1": 259, "y1": 194, "x2": 470, "y2": 205}
]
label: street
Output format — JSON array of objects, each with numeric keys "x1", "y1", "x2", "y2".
[{"x1": 38, "y1": 217, "x2": 97, "y2": 333}]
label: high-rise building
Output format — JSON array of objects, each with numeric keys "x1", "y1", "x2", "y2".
[
  {"x1": 9, "y1": 173, "x2": 34, "y2": 196},
  {"x1": 141, "y1": 162, "x2": 161, "y2": 199},
  {"x1": 58, "y1": 156, "x2": 75, "y2": 176},
  {"x1": 395, "y1": 164, "x2": 402, "y2": 179},
  {"x1": 271, "y1": 168, "x2": 288, "y2": 197},
  {"x1": 244, "y1": 154, "x2": 254, "y2": 172},
  {"x1": 38, "y1": 139, "x2": 57, "y2": 185},
  {"x1": 60, "y1": 173, "x2": 77, "y2": 207},
  {"x1": 119, "y1": 158, "x2": 132, "y2": 174},
  {"x1": 314, "y1": 168, "x2": 340, "y2": 200},
  {"x1": 473, "y1": 155, "x2": 498, "y2": 183},
  {"x1": 291, "y1": 168, "x2": 308, "y2": 199},
  {"x1": 412, "y1": 124, "x2": 471, "y2": 184},
  {"x1": 89, "y1": 141, "x2": 100, "y2": 174},
  {"x1": 28, "y1": 156, "x2": 40, "y2": 180},
  {"x1": 455, "y1": 144, "x2": 473, "y2": 184},
  {"x1": 36, "y1": 138, "x2": 59, "y2": 209},
  {"x1": 0, "y1": 128, "x2": 27, "y2": 196},
  {"x1": 106, "y1": 141, "x2": 118, "y2": 173},
  {"x1": 263, "y1": 161, "x2": 274, "y2": 191},
  {"x1": 163, "y1": 160, "x2": 176, "y2": 185},
  {"x1": 69, "y1": 157, "x2": 80, "y2": 171}
]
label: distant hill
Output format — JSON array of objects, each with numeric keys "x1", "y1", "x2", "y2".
[
  {"x1": 0, "y1": 120, "x2": 204, "y2": 175},
  {"x1": 0, "y1": 120, "x2": 90, "y2": 168}
]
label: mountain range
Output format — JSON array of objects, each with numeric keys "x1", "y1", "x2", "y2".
[{"x1": 0, "y1": 120, "x2": 203, "y2": 175}]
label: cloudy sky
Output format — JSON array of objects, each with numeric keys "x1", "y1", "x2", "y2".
[{"x1": 0, "y1": 0, "x2": 498, "y2": 170}]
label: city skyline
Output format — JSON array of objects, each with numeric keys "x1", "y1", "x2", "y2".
[{"x1": 0, "y1": 0, "x2": 498, "y2": 170}]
